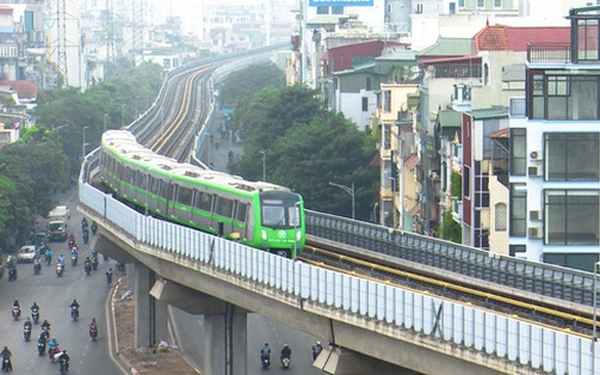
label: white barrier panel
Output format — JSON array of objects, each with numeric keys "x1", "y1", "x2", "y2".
[{"x1": 79, "y1": 184, "x2": 599, "y2": 374}]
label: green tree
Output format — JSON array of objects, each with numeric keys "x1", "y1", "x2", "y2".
[
  {"x1": 440, "y1": 212, "x2": 461, "y2": 243},
  {"x1": 217, "y1": 63, "x2": 285, "y2": 109},
  {"x1": 229, "y1": 85, "x2": 378, "y2": 220}
]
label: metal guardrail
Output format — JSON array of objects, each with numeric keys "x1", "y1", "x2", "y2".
[
  {"x1": 78, "y1": 180, "x2": 596, "y2": 375},
  {"x1": 306, "y1": 210, "x2": 592, "y2": 307}
]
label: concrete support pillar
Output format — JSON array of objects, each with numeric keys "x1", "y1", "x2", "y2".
[
  {"x1": 203, "y1": 308, "x2": 247, "y2": 375},
  {"x1": 134, "y1": 263, "x2": 168, "y2": 348}
]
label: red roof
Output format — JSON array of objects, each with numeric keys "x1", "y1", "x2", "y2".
[
  {"x1": 0, "y1": 80, "x2": 38, "y2": 100},
  {"x1": 473, "y1": 23, "x2": 570, "y2": 52},
  {"x1": 327, "y1": 40, "x2": 405, "y2": 72},
  {"x1": 0, "y1": 5, "x2": 13, "y2": 15}
]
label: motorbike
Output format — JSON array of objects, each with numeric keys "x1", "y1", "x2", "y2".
[
  {"x1": 48, "y1": 346, "x2": 60, "y2": 362},
  {"x1": 281, "y1": 356, "x2": 290, "y2": 369},
  {"x1": 33, "y1": 260, "x2": 41, "y2": 275},
  {"x1": 1, "y1": 355, "x2": 11, "y2": 372},
  {"x1": 261, "y1": 356, "x2": 271, "y2": 369},
  {"x1": 32, "y1": 308, "x2": 39, "y2": 324},
  {"x1": 37, "y1": 340, "x2": 46, "y2": 356},
  {"x1": 71, "y1": 253, "x2": 78, "y2": 267},
  {"x1": 71, "y1": 306, "x2": 79, "y2": 321},
  {"x1": 12, "y1": 306, "x2": 21, "y2": 321},
  {"x1": 89, "y1": 325, "x2": 98, "y2": 341},
  {"x1": 7, "y1": 267, "x2": 16, "y2": 282},
  {"x1": 23, "y1": 324, "x2": 31, "y2": 341},
  {"x1": 56, "y1": 262, "x2": 64, "y2": 277},
  {"x1": 91, "y1": 255, "x2": 99, "y2": 271},
  {"x1": 59, "y1": 356, "x2": 68, "y2": 374},
  {"x1": 82, "y1": 229, "x2": 89, "y2": 244},
  {"x1": 91, "y1": 221, "x2": 97, "y2": 235},
  {"x1": 84, "y1": 262, "x2": 91, "y2": 275}
]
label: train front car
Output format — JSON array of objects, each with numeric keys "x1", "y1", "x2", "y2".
[{"x1": 256, "y1": 189, "x2": 305, "y2": 258}]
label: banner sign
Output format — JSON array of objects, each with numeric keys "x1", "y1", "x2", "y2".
[{"x1": 309, "y1": 0, "x2": 374, "y2": 6}]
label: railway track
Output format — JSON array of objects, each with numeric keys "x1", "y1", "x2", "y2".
[{"x1": 299, "y1": 237, "x2": 594, "y2": 339}]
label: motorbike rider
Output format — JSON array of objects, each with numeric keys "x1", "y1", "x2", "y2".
[
  {"x1": 58, "y1": 349, "x2": 70, "y2": 372},
  {"x1": 57, "y1": 253, "x2": 65, "y2": 264},
  {"x1": 31, "y1": 302, "x2": 39, "y2": 313},
  {"x1": 89, "y1": 317, "x2": 98, "y2": 338},
  {"x1": 23, "y1": 317, "x2": 32, "y2": 339},
  {"x1": 106, "y1": 267, "x2": 113, "y2": 285},
  {"x1": 44, "y1": 246, "x2": 53, "y2": 265},
  {"x1": 81, "y1": 217, "x2": 88, "y2": 229},
  {"x1": 91, "y1": 221, "x2": 97, "y2": 234},
  {"x1": 0, "y1": 346, "x2": 12, "y2": 371},
  {"x1": 12, "y1": 299, "x2": 20, "y2": 309},
  {"x1": 41, "y1": 319, "x2": 51, "y2": 332},
  {"x1": 281, "y1": 344, "x2": 291, "y2": 361},
  {"x1": 33, "y1": 256, "x2": 42, "y2": 270},
  {"x1": 260, "y1": 342, "x2": 271, "y2": 361},
  {"x1": 48, "y1": 337, "x2": 59, "y2": 358},
  {"x1": 71, "y1": 247, "x2": 78, "y2": 258},
  {"x1": 312, "y1": 341, "x2": 323, "y2": 360}
]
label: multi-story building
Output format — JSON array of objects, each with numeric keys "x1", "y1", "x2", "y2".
[{"x1": 508, "y1": 6, "x2": 600, "y2": 271}]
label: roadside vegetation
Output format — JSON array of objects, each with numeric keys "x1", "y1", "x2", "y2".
[
  {"x1": 222, "y1": 64, "x2": 379, "y2": 221},
  {"x1": 0, "y1": 62, "x2": 164, "y2": 252}
]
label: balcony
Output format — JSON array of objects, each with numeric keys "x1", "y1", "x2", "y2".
[{"x1": 526, "y1": 43, "x2": 570, "y2": 64}]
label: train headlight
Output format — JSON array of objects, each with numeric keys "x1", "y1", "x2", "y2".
[
  {"x1": 261, "y1": 230, "x2": 267, "y2": 240},
  {"x1": 296, "y1": 231, "x2": 302, "y2": 241}
]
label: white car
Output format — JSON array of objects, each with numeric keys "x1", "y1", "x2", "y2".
[{"x1": 17, "y1": 245, "x2": 37, "y2": 263}]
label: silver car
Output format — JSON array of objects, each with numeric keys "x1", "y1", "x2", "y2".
[{"x1": 17, "y1": 245, "x2": 37, "y2": 263}]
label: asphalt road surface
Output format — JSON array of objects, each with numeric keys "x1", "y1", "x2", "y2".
[{"x1": 0, "y1": 190, "x2": 120, "y2": 374}]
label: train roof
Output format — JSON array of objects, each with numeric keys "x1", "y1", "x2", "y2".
[{"x1": 102, "y1": 129, "x2": 294, "y2": 196}]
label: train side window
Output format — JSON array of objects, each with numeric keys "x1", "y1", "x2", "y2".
[
  {"x1": 236, "y1": 202, "x2": 248, "y2": 222},
  {"x1": 195, "y1": 192, "x2": 213, "y2": 211},
  {"x1": 115, "y1": 163, "x2": 123, "y2": 181},
  {"x1": 137, "y1": 173, "x2": 147, "y2": 189},
  {"x1": 149, "y1": 177, "x2": 159, "y2": 194},
  {"x1": 160, "y1": 183, "x2": 173, "y2": 200},
  {"x1": 216, "y1": 197, "x2": 233, "y2": 217},
  {"x1": 177, "y1": 186, "x2": 193, "y2": 206},
  {"x1": 130, "y1": 169, "x2": 137, "y2": 186},
  {"x1": 107, "y1": 156, "x2": 113, "y2": 173}
]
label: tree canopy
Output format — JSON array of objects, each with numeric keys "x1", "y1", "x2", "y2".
[
  {"x1": 216, "y1": 63, "x2": 285, "y2": 109},
  {"x1": 228, "y1": 84, "x2": 379, "y2": 220}
]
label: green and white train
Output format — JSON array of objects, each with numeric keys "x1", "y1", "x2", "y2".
[{"x1": 98, "y1": 130, "x2": 305, "y2": 258}]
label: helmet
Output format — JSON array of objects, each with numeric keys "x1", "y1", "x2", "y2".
[
  {"x1": 316, "y1": 341, "x2": 321, "y2": 345},
  {"x1": 284, "y1": 344, "x2": 288, "y2": 348}
]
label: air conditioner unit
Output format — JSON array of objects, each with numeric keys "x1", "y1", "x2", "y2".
[
  {"x1": 530, "y1": 150, "x2": 543, "y2": 161},
  {"x1": 529, "y1": 210, "x2": 542, "y2": 221},
  {"x1": 528, "y1": 226, "x2": 543, "y2": 239},
  {"x1": 528, "y1": 165, "x2": 543, "y2": 177}
]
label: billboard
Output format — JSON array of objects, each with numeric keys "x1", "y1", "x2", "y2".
[{"x1": 309, "y1": 0, "x2": 374, "y2": 6}]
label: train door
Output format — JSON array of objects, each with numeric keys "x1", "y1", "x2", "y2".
[
  {"x1": 214, "y1": 196, "x2": 234, "y2": 236},
  {"x1": 233, "y1": 201, "x2": 249, "y2": 241}
]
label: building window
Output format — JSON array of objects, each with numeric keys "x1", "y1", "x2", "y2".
[
  {"x1": 545, "y1": 190, "x2": 599, "y2": 245},
  {"x1": 532, "y1": 75, "x2": 598, "y2": 120},
  {"x1": 477, "y1": 0, "x2": 484, "y2": 7},
  {"x1": 576, "y1": 19, "x2": 600, "y2": 61},
  {"x1": 383, "y1": 90, "x2": 391, "y2": 113},
  {"x1": 509, "y1": 244, "x2": 526, "y2": 256},
  {"x1": 494, "y1": 0, "x2": 502, "y2": 7},
  {"x1": 317, "y1": 6, "x2": 329, "y2": 14},
  {"x1": 365, "y1": 76, "x2": 372, "y2": 91},
  {"x1": 510, "y1": 128, "x2": 526, "y2": 176},
  {"x1": 495, "y1": 203, "x2": 507, "y2": 231},
  {"x1": 458, "y1": 0, "x2": 465, "y2": 7},
  {"x1": 387, "y1": 4, "x2": 392, "y2": 13},
  {"x1": 463, "y1": 166, "x2": 470, "y2": 198},
  {"x1": 510, "y1": 184, "x2": 527, "y2": 237},
  {"x1": 545, "y1": 133, "x2": 599, "y2": 181},
  {"x1": 332, "y1": 6, "x2": 344, "y2": 14},
  {"x1": 362, "y1": 97, "x2": 368, "y2": 112}
]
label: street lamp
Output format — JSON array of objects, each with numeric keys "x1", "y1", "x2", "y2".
[
  {"x1": 328, "y1": 181, "x2": 355, "y2": 219},
  {"x1": 259, "y1": 150, "x2": 266, "y2": 181},
  {"x1": 82, "y1": 126, "x2": 89, "y2": 161}
]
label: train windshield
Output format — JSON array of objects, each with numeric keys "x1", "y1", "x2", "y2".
[{"x1": 261, "y1": 197, "x2": 301, "y2": 229}]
